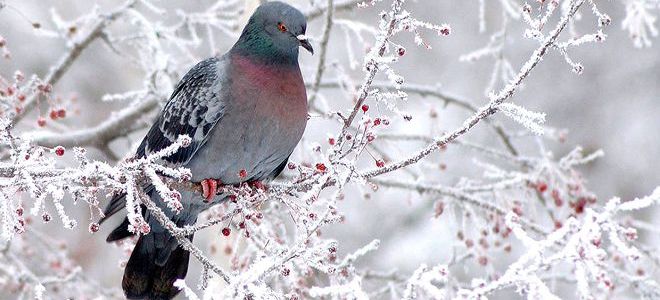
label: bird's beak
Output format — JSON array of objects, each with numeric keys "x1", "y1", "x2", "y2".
[{"x1": 297, "y1": 35, "x2": 314, "y2": 55}]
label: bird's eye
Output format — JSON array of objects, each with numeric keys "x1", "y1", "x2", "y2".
[{"x1": 277, "y1": 22, "x2": 287, "y2": 33}]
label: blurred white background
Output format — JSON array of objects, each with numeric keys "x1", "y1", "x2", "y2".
[{"x1": 0, "y1": 0, "x2": 658, "y2": 298}]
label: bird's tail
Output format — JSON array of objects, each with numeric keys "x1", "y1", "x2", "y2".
[{"x1": 120, "y1": 211, "x2": 196, "y2": 300}]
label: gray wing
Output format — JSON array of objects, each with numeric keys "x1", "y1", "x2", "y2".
[
  {"x1": 136, "y1": 55, "x2": 228, "y2": 164},
  {"x1": 101, "y1": 56, "x2": 228, "y2": 224}
]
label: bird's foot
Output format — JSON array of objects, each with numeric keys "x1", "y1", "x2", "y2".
[{"x1": 201, "y1": 179, "x2": 222, "y2": 202}]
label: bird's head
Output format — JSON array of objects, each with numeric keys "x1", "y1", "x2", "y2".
[{"x1": 233, "y1": 1, "x2": 313, "y2": 64}]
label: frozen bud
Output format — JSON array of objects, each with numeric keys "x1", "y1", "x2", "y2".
[
  {"x1": 89, "y1": 222, "x2": 100, "y2": 233},
  {"x1": 598, "y1": 15, "x2": 611, "y2": 27},
  {"x1": 281, "y1": 267, "x2": 290, "y2": 276},
  {"x1": 42, "y1": 213, "x2": 51, "y2": 222},
  {"x1": 287, "y1": 162, "x2": 296, "y2": 169},
  {"x1": 169, "y1": 191, "x2": 181, "y2": 201},
  {"x1": 139, "y1": 222, "x2": 151, "y2": 234},
  {"x1": 478, "y1": 256, "x2": 488, "y2": 266},
  {"x1": 438, "y1": 24, "x2": 451, "y2": 36},
  {"x1": 375, "y1": 160, "x2": 384, "y2": 168},
  {"x1": 624, "y1": 228, "x2": 638, "y2": 241},
  {"x1": 434, "y1": 201, "x2": 444, "y2": 218},
  {"x1": 178, "y1": 135, "x2": 192, "y2": 147},
  {"x1": 14, "y1": 70, "x2": 24, "y2": 81},
  {"x1": 38, "y1": 83, "x2": 52, "y2": 93},
  {"x1": 65, "y1": 220, "x2": 77, "y2": 229},
  {"x1": 572, "y1": 63, "x2": 584, "y2": 75},
  {"x1": 0, "y1": 35, "x2": 5, "y2": 47}
]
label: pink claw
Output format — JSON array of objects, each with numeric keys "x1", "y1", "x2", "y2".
[{"x1": 201, "y1": 179, "x2": 218, "y2": 202}]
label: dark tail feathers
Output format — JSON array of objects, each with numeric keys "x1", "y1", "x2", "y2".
[{"x1": 122, "y1": 229, "x2": 193, "y2": 300}]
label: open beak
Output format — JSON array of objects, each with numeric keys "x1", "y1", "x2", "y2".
[{"x1": 297, "y1": 35, "x2": 314, "y2": 55}]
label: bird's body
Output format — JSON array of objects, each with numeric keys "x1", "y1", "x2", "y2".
[
  {"x1": 186, "y1": 53, "x2": 307, "y2": 183},
  {"x1": 101, "y1": 2, "x2": 312, "y2": 299}
]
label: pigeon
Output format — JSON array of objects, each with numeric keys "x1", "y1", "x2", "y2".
[{"x1": 99, "y1": 2, "x2": 312, "y2": 299}]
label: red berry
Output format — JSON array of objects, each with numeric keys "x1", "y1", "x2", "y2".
[
  {"x1": 361, "y1": 104, "x2": 369, "y2": 112},
  {"x1": 37, "y1": 117, "x2": 46, "y2": 127},
  {"x1": 434, "y1": 201, "x2": 444, "y2": 218},
  {"x1": 373, "y1": 118, "x2": 381, "y2": 126},
  {"x1": 57, "y1": 109, "x2": 66, "y2": 118},
  {"x1": 552, "y1": 189, "x2": 563, "y2": 206},
  {"x1": 478, "y1": 256, "x2": 488, "y2": 266},
  {"x1": 88, "y1": 222, "x2": 99, "y2": 233},
  {"x1": 397, "y1": 47, "x2": 406, "y2": 56},
  {"x1": 54, "y1": 146, "x2": 65, "y2": 156},
  {"x1": 536, "y1": 182, "x2": 548, "y2": 193},
  {"x1": 328, "y1": 137, "x2": 335, "y2": 145},
  {"x1": 17, "y1": 94, "x2": 25, "y2": 101},
  {"x1": 315, "y1": 163, "x2": 327, "y2": 172},
  {"x1": 221, "y1": 227, "x2": 231, "y2": 236},
  {"x1": 512, "y1": 206, "x2": 523, "y2": 216},
  {"x1": 49, "y1": 110, "x2": 58, "y2": 120},
  {"x1": 238, "y1": 169, "x2": 247, "y2": 178},
  {"x1": 375, "y1": 160, "x2": 384, "y2": 168},
  {"x1": 287, "y1": 162, "x2": 296, "y2": 170},
  {"x1": 42, "y1": 213, "x2": 51, "y2": 222},
  {"x1": 366, "y1": 135, "x2": 375, "y2": 142},
  {"x1": 574, "y1": 198, "x2": 587, "y2": 214}
]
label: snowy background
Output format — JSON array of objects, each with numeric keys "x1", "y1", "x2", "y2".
[{"x1": 0, "y1": 0, "x2": 659, "y2": 299}]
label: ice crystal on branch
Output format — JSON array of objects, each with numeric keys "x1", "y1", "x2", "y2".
[{"x1": 0, "y1": 0, "x2": 659, "y2": 299}]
